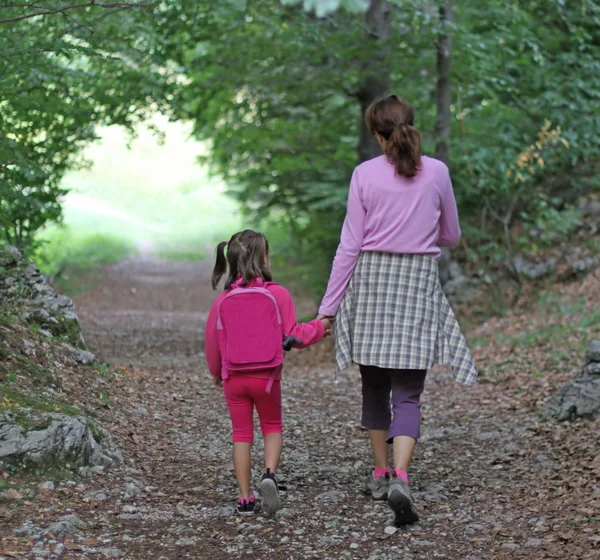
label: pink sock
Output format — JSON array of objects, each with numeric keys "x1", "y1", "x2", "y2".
[
  {"x1": 374, "y1": 467, "x2": 389, "y2": 479},
  {"x1": 238, "y1": 493, "x2": 255, "y2": 504},
  {"x1": 395, "y1": 469, "x2": 409, "y2": 484}
]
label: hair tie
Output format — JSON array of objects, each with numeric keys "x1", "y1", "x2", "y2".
[{"x1": 224, "y1": 241, "x2": 229, "y2": 246}]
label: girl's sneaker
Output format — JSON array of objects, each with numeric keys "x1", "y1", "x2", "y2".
[
  {"x1": 387, "y1": 474, "x2": 419, "y2": 525},
  {"x1": 259, "y1": 468, "x2": 281, "y2": 515},
  {"x1": 364, "y1": 470, "x2": 390, "y2": 500},
  {"x1": 236, "y1": 494, "x2": 256, "y2": 516}
]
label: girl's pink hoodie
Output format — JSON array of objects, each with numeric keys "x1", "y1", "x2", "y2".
[{"x1": 204, "y1": 281, "x2": 325, "y2": 381}]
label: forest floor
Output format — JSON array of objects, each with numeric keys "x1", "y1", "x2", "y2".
[{"x1": 1, "y1": 252, "x2": 599, "y2": 560}]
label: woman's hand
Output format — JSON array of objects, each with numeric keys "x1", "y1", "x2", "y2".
[{"x1": 317, "y1": 315, "x2": 335, "y2": 336}]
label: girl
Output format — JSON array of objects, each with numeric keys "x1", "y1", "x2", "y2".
[
  {"x1": 317, "y1": 95, "x2": 477, "y2": 525},
  {"x1": 205, "y1": 229, "x2": 331, "y2": 515}
]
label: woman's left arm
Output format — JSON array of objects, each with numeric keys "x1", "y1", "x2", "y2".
[{"x1": 318, "y1": 168, "x2": 366, "y2": 317}]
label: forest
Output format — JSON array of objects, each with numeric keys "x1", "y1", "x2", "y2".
[
  {"x1": 1, "y1": 2, "x2": 599, "y2": 559},
  {"x1": 2, "y1": 0, "x2": 599, "y2": 293}
]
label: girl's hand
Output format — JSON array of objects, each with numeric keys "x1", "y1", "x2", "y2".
[
  {"x1": 319, "y1": 316, "x2": 334, "y2": 336},
  {"x1": 214, "y1": 376, "x2": 223, "y2": 387}
]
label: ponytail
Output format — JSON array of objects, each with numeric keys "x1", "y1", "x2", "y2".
[
  {"x1": 365, "y1": 95, "x2": 422, "y2": 179},
  {"x1": 386, "y1": 123, "x2": 421, "y2": 178},
  {"x1": 211, "y1": 241, "x2": 228, "y2": 290}
]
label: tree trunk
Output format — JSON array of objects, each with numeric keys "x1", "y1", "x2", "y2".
[
  {"x1": 356, "y1": 0, "x2": 391, "y2": 163},
  {"x1": 434, "y1": 0, "x2": 452, "y2": 165}
]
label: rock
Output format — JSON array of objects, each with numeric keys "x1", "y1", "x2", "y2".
[
  {"x1": 0, "y1": 245, "x2": 22, "y2": 267},
  {"x1": 175, "y1": 537, "x2": 197, "y2": 546},
  {"x1": 13, "y1": 522, "x2": 43, "y2": 538},
  {"x1": 0, "y1": 245, "x2": 85, "y2": 347},
  {"x1": 501, "y1": 543, "x2": 520, "y2": 551},
  {"x1": 545, "y1": 341, "x2": 600, "y2": 420},
  {"x1": 384, "y1": 526, "x2": 398, "y2": 535},
  {"x1": 513, "y1": 255, "x2": 557, "y2": 281},
  {"x1": 314, "y1": 490, "x2": 346, "y2": 503},
  {"x1": 586, "y1": 341, "x2": 600, "y2": 363},
  {"x1": 318, "y1": 536, "x2": 343, "y2": 548},
  {"x1": 39, "y1": 481, "x2": 55, "y2": 493},
  {"x1": 440, "y1": 253, "x2": 479, "y2": 304},
  {"x1": 124, "y1": 482, "x2": 142, "y2": 498},
  {"x1": 21, "y1": 338, "x2": 36, "y2": 356},
  {"x1": 0, "y1": 409, "x2": 122, "y2": 468},
  {"x1": 207, "y1": 505, "x2": 234, "y2": 518},
  {"x1": 350, "y1": 543, "x2": 359, "y2": 549},
  {"x1": 95, "y1": 492, "x2": 108, "y2": 501},
  {"x1": 122, "y1": 505, "x2": 138, "y2": 513},
  {"x1": 579, "y1": 200, "x2": 600, "y2": 217},
  {"x1": 525, "y1": 538, "x2": 542, "y2": 548},
  {"x1": 280, "y1": 536, "x2": 290, "y2": 544},
  {"x1": 98, "y1": 548, "x2": 123, "y2": 558},
  {"x1": 62, "y1": 343, "x2": 95, "y2": 365},
  {"x1": 46, "y1": 514, "x2": 85, "y2": 537},
  {"x1": 276, "y1": 508, "x2": 294, "y2": 518},
  {"x1": 558, "y1": 256, "x2": 598, "y2": 282},
  {"x1": 412, "y1": 539, "x2": 435, "y2": 547}
]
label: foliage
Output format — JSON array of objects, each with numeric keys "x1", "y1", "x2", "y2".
[
  {"x1": 448, "y1": 0, "x2": 600, "y2": 265},
  {"x1": 2, "y1": 0, "x2": 600, "y2": 292},
  {"x1": 281, "y1": 0, "x2": 369, "y2": 17},
  {"x1": 0, "y1": 1, "x2": 172, "y2": 249},
  {"x1": 156, "y1": 0, "x2": 600, "y2": 292}
]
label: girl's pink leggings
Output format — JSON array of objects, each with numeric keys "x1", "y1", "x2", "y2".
[{"x1": 223, "y1": 375, "x2": 282, "y2": 442}]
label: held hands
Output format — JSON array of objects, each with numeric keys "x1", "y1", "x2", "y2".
[{"x1": 317, "y1": 314, "x2": 335, "y2": 336}]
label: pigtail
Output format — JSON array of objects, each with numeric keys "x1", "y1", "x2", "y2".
[{"x1": 211, "y1": 241, "x2": 229, "y2": 290}]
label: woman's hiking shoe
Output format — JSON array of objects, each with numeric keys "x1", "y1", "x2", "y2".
[
  {"x1": 259, "y1": 469, "x2": 281, "y2": 515},
  {"x1": 236, "y1": 495, "x2": 256, "y2": 516},
  {"x1": 387, "y1": 475, "x2": 419, "y2": 525},
  {"x1": 364, "y1": 470, "x2": 390, "y2": 500}
]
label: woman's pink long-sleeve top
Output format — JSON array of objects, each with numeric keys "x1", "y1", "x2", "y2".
[
  {"x1": 205, "y1": 282, "x2": 325, "y2": 380},
  {"x1": 319, "y1": 155, "x2": 461, "y2": 317}
]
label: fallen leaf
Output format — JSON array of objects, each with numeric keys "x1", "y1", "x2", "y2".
[
  {"x1": 65, "y1": 541, "x2": 83, "y2": 551},
  {"x1": 82, "y1": 538, "x2": 101, "y2": 546}
]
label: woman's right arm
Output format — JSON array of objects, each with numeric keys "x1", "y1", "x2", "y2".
[
  {"x1": 438, "y1": 169, "x2": 461, "y2": 247},
  {"x1": 318, "y1": 168, "x2": 366, "y2": 316}
]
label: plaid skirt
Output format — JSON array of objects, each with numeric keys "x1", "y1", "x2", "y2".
[{"x1": 334, "y1": 252, "x2": 477, "y2": 385}]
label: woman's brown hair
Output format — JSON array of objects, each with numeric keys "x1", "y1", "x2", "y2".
[
  {"x1": 211, "y1": 229, "x2": 273, "y2": 290},
  {"x1": 365, "y1": 95, "x2": 422, "y2": 178}
]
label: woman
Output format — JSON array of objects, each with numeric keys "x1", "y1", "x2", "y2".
[{"x1": 318, "y1": 95, "x2": 477, "y2": 526}]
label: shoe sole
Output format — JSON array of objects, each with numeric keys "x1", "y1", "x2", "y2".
[
  {"x1": 370, "y1": 488, "x2": 388, "y2": 501},
  {"x1": 388, "y1": 489, "x2": 419, "y2": 525},
  {"x1": 260, "y1": 479, "x2": 280, "y2": 515},
  {"x1": 237, "y1": 509, "x2": 255, "y2": 517},
  {"x1": 364, "y1": 480, "x2": 389, "y2": 501}
]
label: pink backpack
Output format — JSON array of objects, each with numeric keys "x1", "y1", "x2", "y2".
[{"x1": 217, "y1": 281, "x2": 284, "y2": 392}]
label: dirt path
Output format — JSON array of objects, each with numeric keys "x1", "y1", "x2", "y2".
[{"x1": 31, "y1": 254, "x2": 594, "y2": 560}]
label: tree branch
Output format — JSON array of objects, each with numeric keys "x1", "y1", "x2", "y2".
[{"x1": 0, "y1": 1, "x2": 153, "y2": 24}]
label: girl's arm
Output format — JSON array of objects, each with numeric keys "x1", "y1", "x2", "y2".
[
  {"x1": 273, "y1": 286, "x2": 325, "y2": 349},
  {"x1": 204, "y1": 300, "x2": 222, "y2": 379},
  {"x1": 438, "y1": 170, "x2": 461, "y2": 247},
  {"x1": 318, "y1": 168, "x2": 366, "y2": 316}
]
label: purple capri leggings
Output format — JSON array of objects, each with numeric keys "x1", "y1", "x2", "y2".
[{"x1": 359, "y1": 365, "x2": 427, "y2": 442}]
